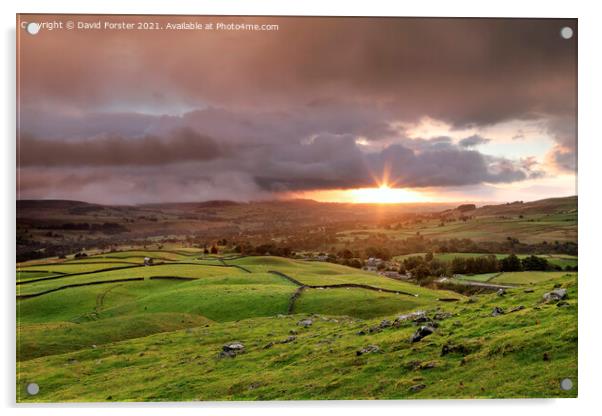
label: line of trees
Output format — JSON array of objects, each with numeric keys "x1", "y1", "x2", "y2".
[{"x1": 399, "y1": 253, "x2": 575, "y2": 285}]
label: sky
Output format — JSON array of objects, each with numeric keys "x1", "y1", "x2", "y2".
[{"x1": 17, "y1": 15, "x2": 577, "y2": 204}]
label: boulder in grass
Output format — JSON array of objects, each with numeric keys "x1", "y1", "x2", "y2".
[
  {"x1": 410, "y1": 326, "x2": 434, "y2": 343},
  {"x1": 220, "y1": 342, "x2": 245, "y2": 358},
  {"x1": 297, "y1": 319, "x2": 313, "y2": 328},
  {"x1": 395, "y1": 311, "x2": 426, "y2": 323},
  {"x1": 491, "y1": 306, "x2": 505, "y2": 317},
  {"x1": 432, "y1": 311, "x2": 453, "y2": 321},
  {"x1": 356, "y1": 345, "x2": 380, "y2": 356},
  {"x1": 409, "y1": 384, "x2": 426, "y2": 393},
  {"x1": 543, "y1": 288, "x2": 568, "y2": 303},
  {"x1": 379, "y1": 319, "x2": 393, "y2": 329},
  {"x1": 279, "y1": 335, "x2": 297, "y2": 344}
]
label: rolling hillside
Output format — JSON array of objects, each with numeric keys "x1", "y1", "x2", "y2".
[{"x1": 16, "y1": 249, "x2": 576, "y2": 401}]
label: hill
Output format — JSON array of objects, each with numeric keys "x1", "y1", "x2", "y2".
[{"x1": 16, "y1": 249, "x2": 577, "y2": 401}]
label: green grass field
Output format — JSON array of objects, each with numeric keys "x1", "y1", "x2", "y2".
[
  {"x1": 455, "y1": 272, "x2": 501, "y2": 282},
  {"x1": 491, "y1": 272, "x2": 576, "y2": 285},
  {"x1": 16, "y1": 249, "x2": 577, "y2": 401},
  {"x1": 340, "y1": 211, "x2": 577, "y2": 244}
]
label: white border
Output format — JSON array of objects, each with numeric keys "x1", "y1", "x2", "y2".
[{"x1": 2, "y1": 1, "x2": 601, "y2": 415}]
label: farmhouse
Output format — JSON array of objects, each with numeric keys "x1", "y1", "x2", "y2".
[{"x1": 363, "y1": 257, "x2": 384, "y2": 272}]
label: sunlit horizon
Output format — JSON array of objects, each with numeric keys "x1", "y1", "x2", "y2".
[{"x1": 293, "y1": 184, "x2": 436, "y2": 204}]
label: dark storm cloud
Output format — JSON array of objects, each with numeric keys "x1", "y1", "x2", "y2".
[
  {"x1": 18, "y1": 125, "x2": 537, "y2": 202},
  {"x1": 459, "y1": 135, "x2": 491, "y2": 148},
  {"x1": 19, "y1": 128, "x2": 222, "y2": 167},
  {"x1": 19, "y1": 17, "x2": 576, "y2": 127},
  {"x1": 545, "y1": 115, "x2": 577, "y2": 172},
  {"x1": 17, "y1": 16, "x2": 576, "y2": 201}
]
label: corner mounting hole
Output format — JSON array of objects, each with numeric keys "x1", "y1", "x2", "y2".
[
  {"x1": 560, "y1": 26, "x2": 574, "y2": 40},
  {"x1": 26, "y1": 22, "x2": 40, "y2": 35},
  {"x1": 560, "y1": 378, "x2": 573, "y2": 391},
  {"x1": 26, "y1": 382, "x2": 39, "y2": 395}
]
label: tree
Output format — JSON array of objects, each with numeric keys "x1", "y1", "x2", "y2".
[
  {"x1": 500, "y1": 254, "x2": 522, "y2": 272},
  {"x1": 521, "y1": 255, "x2": 549, "y2": 271},
  {"x1": 411, "y1": 263, "x2": 431, "y2": 283},
  {"x1": 210, "y1": 245, "x2": 218, "y2": 255},
  {"x1": 347, "y1": 258, "x2": 363, "y2": 269},
  {"x1": 403, "y1": 256, "x2": 425, "y2": 272},
  {"x1": 337, "y1": 249, "x2": 353, "y2": 259},
  {"x1": 429, "y1": 258, "x2": 448, "y2": 277},
  {"x1": 451, "y1": 257, "x2": 467, "y2": 274},
  {"x1": 425, "y1": 251, "x2": 434, "y2": 262}
]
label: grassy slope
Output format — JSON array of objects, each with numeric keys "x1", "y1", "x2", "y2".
[
  {"x1": 16, "y1": 255, "x2": 455, "y2": 364},
  {"x1": 227, "y1": 256, "x2": 457, "y2": 297},
  {"x1": 17, "y1": 273, "x2": 577, "y2": 401},
  {"x1": 341, "y1": 211, "x2": 576, "y2": 244},
  {"x1": 295, "y1": 288, "x2": 435, "y2": 318},
  {"x1": 17, "y1": 262, "x2": 139, "y2": 275},
  {"x1": 491, "y1": 272, "x2": 576, "y2": 285},
  {"x1": 17, "y1": 263, "x2": 249, "y2": 296}
]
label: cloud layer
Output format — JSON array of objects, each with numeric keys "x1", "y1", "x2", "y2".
[{"x1": 17, "y1": 16, "x2": 577, "y2": 203}]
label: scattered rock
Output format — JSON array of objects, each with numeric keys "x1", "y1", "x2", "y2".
[
  {"x1": 405, "y1": 360, "x2": 422, "y2": 370},
  {"x1": 491, "y1": 306, "x2": 505, "y2": 317},
  {"x1": 263, "y1": 342, "x2": 274, "y2": 349},
  {"x1": 543, "y1": 288, "x2": 568, "y2": 303},
  {"x1": 379, "y1": 319, "x2": 393, "y2": 329},
  {"x1": 413, "y1": 313, "x2": 431, "y2": 324},
  {"x1": 543, "y1": 352, "x2": 550, "y2": 361},
  {"x1": 279, "y1": 335, "x2": 297, "y2": 344},
  {"x1": 298, "y1": 319, "x2": 313, "y2": 328},
  {"x1": 441, "y1": 343, "x2": 471, "y2": 356},
  {"x1": 410, "y1": 326, "x2": 434, "y2": 343},
  {"x1": 524, "y1": 288, "x2": 535, "y2": 293},
  {"x1": 409, "y1": 384, "x2": 426, "y2": 392},
  {"x1": 91, "y1": 344, "x2": 97, "y2": 349},
  {"x1": 419, "y1": 361, "x2": 436, "y2": 370},
  {"x1": 395, "y1": 311, "x2": 426, "y2": 323},
  {"x1": 357, "y1": 326, "x2": 382, "y2": 336},
  {"x1": 356, "y1": 345, "x2": 380, "y2": 356},
  {"x1": 509, "y1": 305, "x2": 525, "y2": 313},
  {"x1": 289, "y1": 329, "x2": 298, "y2": 335},
  {"x1": 496, "y1": 288, "x2": 506, "y2": 296},
  {"x1": 466, "y1": 296, "x2": 477, "y2": 304},
  {"x1": 405, "y1": 360, "x2": 437, "y2": 370},
  {"x1": 432, "y1": 311, "x2": 453, "y2": 321},
  {"x1": 557, "y1": 301, "x2": 570, "y2": 308},
  {"x1": 220, "y1": 342, "x2": 245, "y2": 358}
]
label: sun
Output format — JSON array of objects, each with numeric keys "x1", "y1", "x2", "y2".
[{"x1": 349, "y1": 184, "x2": 427, "y2": 204}]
